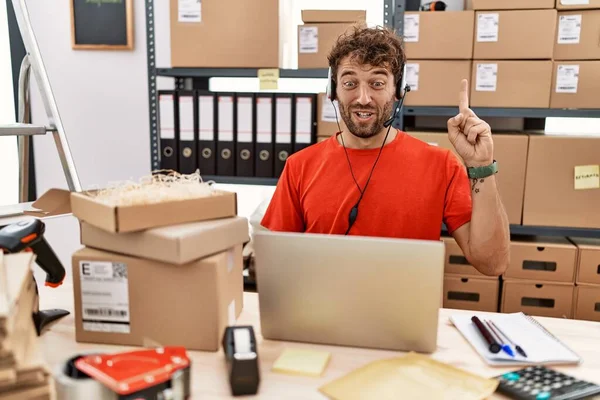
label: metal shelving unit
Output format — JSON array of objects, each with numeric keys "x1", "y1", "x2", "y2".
[{"x1": 144, "y1": 0, "x2": 600, "y2": 238}]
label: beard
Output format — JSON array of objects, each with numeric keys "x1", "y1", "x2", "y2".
[{"x1": 338, "y1": 99, "x2": 394, "y2": 139}]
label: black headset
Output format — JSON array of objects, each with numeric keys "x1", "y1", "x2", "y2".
[{"x1": 326, "y1": 63, "x2": 411, "y2": 235}]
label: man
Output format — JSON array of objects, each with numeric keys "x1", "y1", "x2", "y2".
[{"x1": 261, "y1": 26, "x2": 510, "y2": 276}]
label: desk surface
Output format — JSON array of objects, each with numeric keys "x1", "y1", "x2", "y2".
[{"x1": 39, "y1": 284, "x2": 600, "y2": 399}]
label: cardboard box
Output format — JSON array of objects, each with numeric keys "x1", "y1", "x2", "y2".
[
  {"x1": 554, "y1": 11, "x2": 600, "y2": 60},
  {"x1": 556, "y1": 0, "x2": 600, "y2": 10},
  {"x1": 505, "y1": 237, "x2": 578, "y2": 283},
  {"x1": 403, "y1": 11, "x2": 474, "y2": 59},
  {"x1": 551, "y1": 61, "x2": 600, "y2": 109},
  {"x1": 473, "y1": 10, "x2": 557, "y2": 59},
  {"x1": 403, "y1": 61, "x2": 471, "y2": 107},
  {"x1": 523, "y1": 135, "x2": 600, "y2": 229},
  {"x1": 470, "y1": 61, "x2": 552, "y2": 108},
  {"x1": 298, "y1": 23, "x2": 355, "y2": 69},
  {"x1": 472, "y1": 0, "x2": 555, "y2": 9},
  {"x1": 408, "y1": 132, "x2": 528, "y2": 225},
  {"x1": 574, "y1": 285, "x2": 600, "y2": 322},
  {"x1": 81, "y1": 216, "x2": 249, "y2": 265},
  {"x1": 317, "y1": 93, "x2": 346, "y2": 138},
  {"x1": 301, "y1": 10, "x2": 366, "y2": 23},
  {"x1": 501, "y1": 280, "x2": 574, "y2": 318},
  {"x1": 72, "y1": 245, "x2": 243, "y2": 351},
  {"x1": 71, "y1": 190, "x2": 237, "y2": 233},
  {"x1": 441, "y1": 237, "x2": 493, "y2": 278},
  {"x1": 443, "y1": 276, "x2": 499, "y2": 312},
  {"x1": 572, "y1": 238, "x2": 600, "y2": 285},
  {"x1": 169, "y1": 0, "x2": 279, "y2": 68}
]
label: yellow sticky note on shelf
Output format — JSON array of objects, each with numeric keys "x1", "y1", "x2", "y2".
[
  {"x1": 258, "y1": 68, "x2": 279, "y2": 90},
  {"x1": 574, "y1": 165, "x2": 600, "y2": 190},
  {"x1": 272, "y1": 348, "x2": 331, "y2": 377}
]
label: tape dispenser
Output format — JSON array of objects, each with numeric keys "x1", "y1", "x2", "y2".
[
  {"x1": 55, "y1": 347, "x2": 191, "y2": 399},
  {"x1": 222, "y1": 325, "x2": 260, "y2": 396}
]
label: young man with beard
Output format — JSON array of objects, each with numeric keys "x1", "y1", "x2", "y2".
[{"x1": 260, "y1": 26, "x2": 510, "y2": 276}]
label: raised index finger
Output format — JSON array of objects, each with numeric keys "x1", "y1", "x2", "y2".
[{"x1": 459, "y1": 79, "x2": 469, "y2": 113}]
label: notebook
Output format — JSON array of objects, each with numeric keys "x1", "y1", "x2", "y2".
[{"x1": 450, "y1": 312, "x2": 582, "y2": 366}]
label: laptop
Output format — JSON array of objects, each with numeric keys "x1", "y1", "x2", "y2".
[{"x1": 253, "y1": 230, "x2": 445, "y2": 353}]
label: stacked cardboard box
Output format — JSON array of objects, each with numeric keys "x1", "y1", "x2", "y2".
[
  {"x1": 0, "y1": 253, "x2": 52, "y2": 399},
  {"x1": 69, "y1": 188, "x2": 250, "y2": 352},
  {"x1": 501, "y1": 237, "x2": 577, "y2": 318},
  {"x1": 552, "y1": 1, "x2": 600, "y2": 108},
  {"x1": 469, "y1": 1, "x2": 556, "y2": 107},
  {"x1": 298, "y1": 10, "x2": 366, "y2": 69},
  {"x1": 402, "y1": 11, "x2": 474, "y2": 106},
  {"x1": 441, "y1": 237, "x2": 500, "y2": 312},
  {"x1": 570, "y1": 238, "x2": 600, "y2": 322}
]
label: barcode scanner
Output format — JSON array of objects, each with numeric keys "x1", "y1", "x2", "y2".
[{"x1": 0, "y1": 219, "x2": 69, "y2": 335}]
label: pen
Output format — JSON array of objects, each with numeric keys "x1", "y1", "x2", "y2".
[
  {"x1": 485, "y1": 320, "x2": 515, "y2": 358},
  {"x1": 488, "y1": 320, "x2": 528, "y2": 358},
  {"x1": 471, "y1": 316, "x2": 501, "y2": 354}
]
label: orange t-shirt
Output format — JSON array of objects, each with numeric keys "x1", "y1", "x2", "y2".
[{"x1": 261, "y1": 131, "x2": 472, "y2": 240}]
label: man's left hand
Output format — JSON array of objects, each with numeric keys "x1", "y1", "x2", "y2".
[{"x1": 447, "y1": 79, "x2": 494, "y2": 168}]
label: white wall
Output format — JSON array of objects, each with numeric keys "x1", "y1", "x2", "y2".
[{"x1": 0, "y1": 0, "x2": 19, "y2": 207}]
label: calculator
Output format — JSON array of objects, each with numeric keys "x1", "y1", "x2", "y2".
[{"x1": 495, "y1": 366, "x2": 600, "y2": 400}]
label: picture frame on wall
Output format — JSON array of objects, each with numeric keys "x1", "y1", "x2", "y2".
[{"x1": 70, "y1": 0, "x2": 134, "y2": 50}]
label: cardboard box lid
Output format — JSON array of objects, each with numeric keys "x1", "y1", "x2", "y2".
[
  {"x1": 23, "y1": 189, "x2": 72, "y2": 218},
  {"x1": 81, "y1": 216, "x2": 250, "y2": 265},
  {"x1": 301, "y1": 10, "x2": 366, "y2": 23}
]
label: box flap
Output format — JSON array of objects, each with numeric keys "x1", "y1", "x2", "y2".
[
  {"x1": 301, "y1": 10, "x2": 366, "y2": 23},
  {"x1": 24, "y1": 188, "x2": 72, "y2": 217}
]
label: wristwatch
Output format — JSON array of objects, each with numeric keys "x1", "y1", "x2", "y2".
[{"x1": 467, "y1": 160, "x2": 498, "y2": 179}]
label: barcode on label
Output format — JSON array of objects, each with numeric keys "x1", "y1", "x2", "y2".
[
  {"x1": 478, "y1": 85, "x2": 495, "y2": 88},
  {"x1": 112, "y1": 263, "x2": 127, "y2": 279},
  {"x1": 84, "y1": 308, "x2": 128, "y2": 317}
]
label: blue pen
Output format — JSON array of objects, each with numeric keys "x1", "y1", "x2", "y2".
[{"x1": 485, "y1": 320, "x2": 515, "y2": 358}]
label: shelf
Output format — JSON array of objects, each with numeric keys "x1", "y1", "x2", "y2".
[
  {"x1": 156, "y1": 67, "x2": 329, "y2": 79},
  {"x1": 403, "y1": 106, "x2": 600, "y2": 119},
  {"x1": 203, "y1": 175, "x2": 278, "y2": 186},
  {"x1": 442, "y1": 223, "x2": 600, "y2": 239}
]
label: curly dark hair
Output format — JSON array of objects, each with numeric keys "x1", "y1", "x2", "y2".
[{"x1": 327, "y1": 25, "x2": 406, "y2": 87}]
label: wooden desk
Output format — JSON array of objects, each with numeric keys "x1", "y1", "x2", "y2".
[{"x1": 39, "y1": 284, "x2": 600, "y2": 399}]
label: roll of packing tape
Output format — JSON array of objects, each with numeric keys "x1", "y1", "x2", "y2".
[{"x1": 53, "y1": 354, "x2": 115, "y2": 400}]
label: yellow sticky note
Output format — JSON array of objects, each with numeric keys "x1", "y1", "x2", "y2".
[
  {"x1": 574, "y1": 165, "x2": 600, "y2": 190},
  {"x1": 272, "y1": 348, "x2": 331, "y2": 377},
  {"x1": 258, "y1": 68, "x2": 279, "y2": 90}
]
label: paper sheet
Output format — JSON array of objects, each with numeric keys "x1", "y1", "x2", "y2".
[{"x1": 319, "y1": 353, "x2": 497, "y2": 400}]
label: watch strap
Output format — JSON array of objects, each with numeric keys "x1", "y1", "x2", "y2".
[{"x1": 467, "y1": 160, "x2": 498, "y2": 179}]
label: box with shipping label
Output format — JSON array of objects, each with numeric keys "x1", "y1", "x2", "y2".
[
  {"x1": 80, "y1": 216, "x2": 249, "y2": 265},
  {"x1": 72, "y1": 245, "x2": 244, "y2": 351},
  {"x1": 473, "y1": 10, "x2": 557, "y2": 59},
  {"x1": 403, "y1": 11, "x2": 474, "y2": 59},
  {"x1": 298, "y1": 24, "x2": 356, "y2": 69},
  {"x1": 501, "y1": 280, "x2": 574, "y2": 319},
  {"x1": 443, "y1": 276, "x2": 499, "y2": 312},
  {"x1": 551, "y1": 61, "x2": 600, "y2": 109},
  {"x1": 472, "y1": 0, "x2": 555, "y2": 9},
  {"x1": 170, "y1": 0, "x2": 279, "y2": 68},
  {"x1": 409, "y1": 132, "x2": 528, "y2": 225},
  {"x1": 505, "y1": 237, "x2": 578, "y2": 283},
  {"x1": 441, "y1": 237, "x2": 493, "y2": 278},
  {"x1": 403, "y1": 60, "x2": 471, "y2": 107},
  {"x1": 71, "y1": 189, "x2": 237, "y2": 233},
  {"x1": 571, "y1": 238, "x2": 600, "y2": 285},
  {"x1": 574, "y1": 285, "x2": 600, "y2": 322},
  {"x1": 470, "y1": 61, "x2": 552, "y2": 108},
  {"x1": 556, "y1": 0, "x2": 600, "y2": 10},
  {"x1": 298, "y1": 10, "x2": 366, "y2": 69},
  {"x1": 523, "y1": 135, "x2": 600, "y2": 229},
  {"x1": 554, "y1": 11, "x2": 600, "y2": 60},
  {"x1": 317, "y1": 93, "x2": 346, "y2": 138}
]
